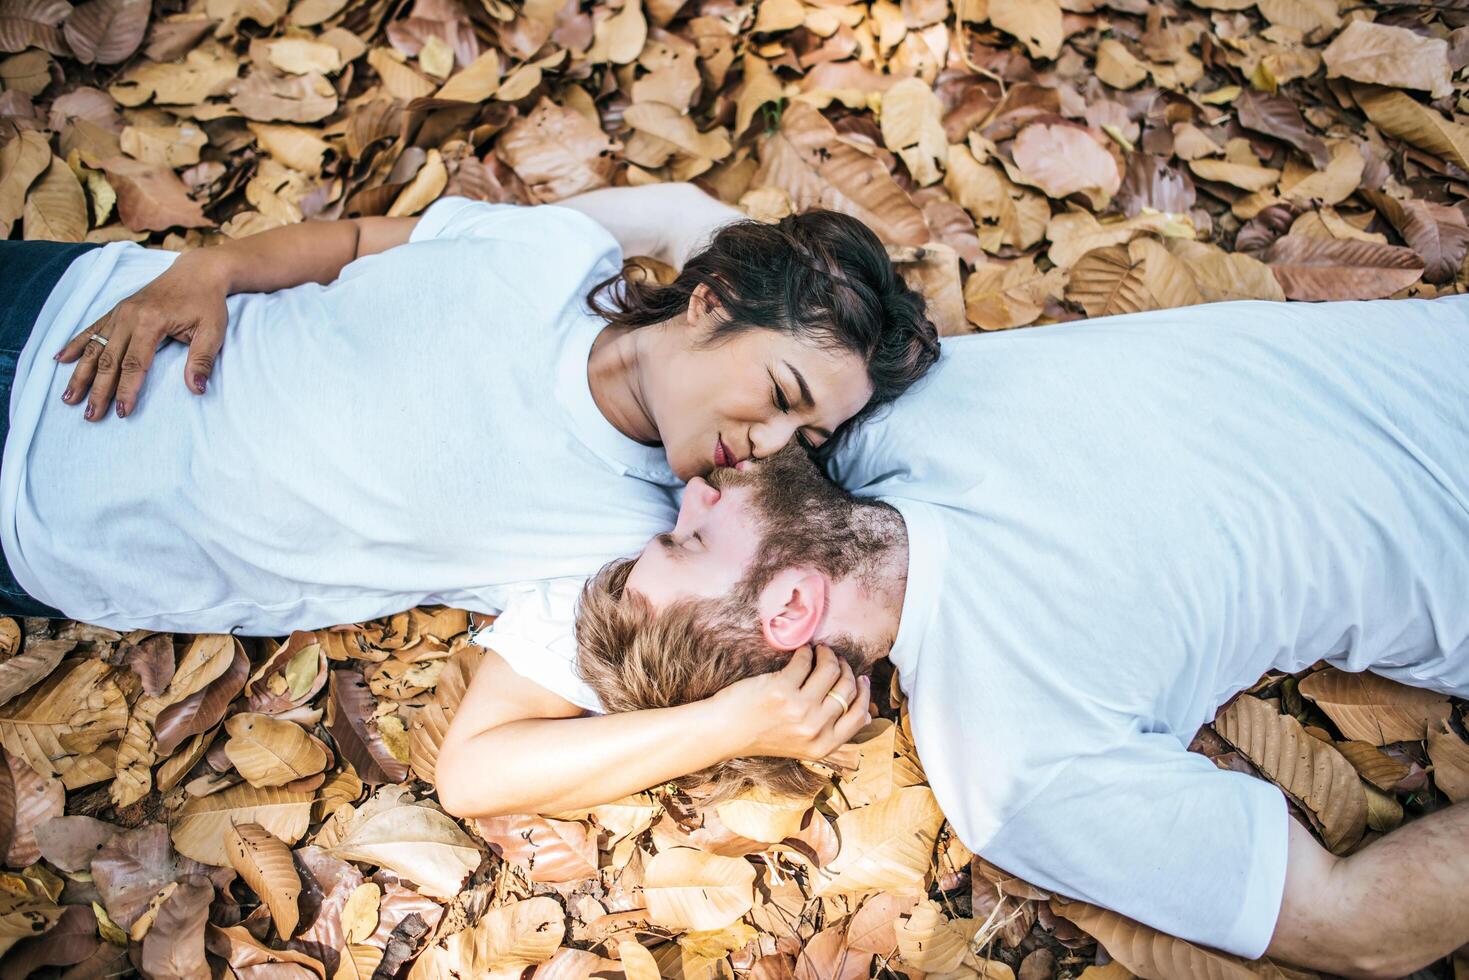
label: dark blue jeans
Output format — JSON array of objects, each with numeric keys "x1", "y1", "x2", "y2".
[{"x1": 0, "y1": 240, "x2": 100, "y2": 618}]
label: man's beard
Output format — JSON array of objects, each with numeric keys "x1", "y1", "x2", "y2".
[{"x1": 705, "y1": 444, "x2": 904, "y2": 667}]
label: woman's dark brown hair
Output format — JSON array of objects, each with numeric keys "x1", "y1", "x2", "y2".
[{"x1": 587, "y1": 209, "x2": 940, "y2": 451}]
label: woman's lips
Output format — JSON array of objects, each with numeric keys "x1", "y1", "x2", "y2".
[{"x1": 713, "y1": 437, "x2": 733, "y2": 468}]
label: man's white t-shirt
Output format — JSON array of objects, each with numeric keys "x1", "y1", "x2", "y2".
[
  {"x1": 829, "y1": 296, "x2": 1469, "y2": 958},
  {"x1": 3, "y1": 197, "x2": 678, "y2": 635}
]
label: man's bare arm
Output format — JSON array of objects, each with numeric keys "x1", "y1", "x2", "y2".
[
  {"x1": 1266, "y1": 809, "x2": 1469, "y2": 977},
  {"x1": 433, "y1": 645, "x2": 869, "y2": 818}
]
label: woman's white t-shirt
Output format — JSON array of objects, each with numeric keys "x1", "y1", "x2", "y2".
[{"x1": 2, "y1": 197, "x2": 679, "y2": 635}]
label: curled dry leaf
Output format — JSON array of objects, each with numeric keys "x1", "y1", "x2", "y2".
[
  {"x1": 207, "y1": 922, "x2": 327, "y2": 978},
  {"x1": 1163, "y1": 239, "x2": 1285, "y2": 303},
  {"x1": 643, "y1": 846, "x2": 756, "y2": 931},
  {"x1": 328, "y1": 669, "x2": 408, "y2": 785},
  {"x1": 1215, "y1": 694, "x2": 1366, "y2": 852},
  {"x1": 879, "y1": 78, "x2": 946, "y2": 187},
  {"x1": 1296, "y1": 667, "x2": 1452, "y2": 744},
  {"x1": 154, "y1": 640, "x2": 249, "y2": 755},
  {"x1": 409, "y1": 643, "x2": 481, "y2": 783},
  {"x1": 408, "y1": 896, "x2": 564, "y2": 979},
  {"x1": 1264, "y1": 235, "x2": 1424, "y2": 302},
  {"x1": 226, "y1": 822, "x2": 302, "y2": 939}
]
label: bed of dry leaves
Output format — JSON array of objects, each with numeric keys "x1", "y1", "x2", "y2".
[{"x1": 4, "y1": 0, "x2": 1469, "y2": 976}]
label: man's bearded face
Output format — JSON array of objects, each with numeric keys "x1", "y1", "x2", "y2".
[{"x1": 624, "y1": 444, "x2": 892, "y2": 617}]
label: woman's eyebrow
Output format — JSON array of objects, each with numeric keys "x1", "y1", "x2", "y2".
[
  {"x1": 783, "y1": 361, "x2": 833, "y2": 438},
  {"x1": 783, "y1": 361, "x2": 815, "y2": 409}
]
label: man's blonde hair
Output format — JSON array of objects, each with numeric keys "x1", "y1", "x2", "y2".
[{"x1": 575, "y1": 558, "x2": 830, "y2": 801}]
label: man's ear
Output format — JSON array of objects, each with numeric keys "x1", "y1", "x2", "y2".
[{"x1": 756, "y1": 569, "x2": 828, "y2": 651}]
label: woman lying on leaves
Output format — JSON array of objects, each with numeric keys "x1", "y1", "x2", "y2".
[{"x1": 0, "y1": 183, "x2": 938, "y2": 643}]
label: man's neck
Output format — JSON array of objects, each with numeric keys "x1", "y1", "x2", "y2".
[{"x1": 820, "y1": 505, "x2": 909, "y2": 660}]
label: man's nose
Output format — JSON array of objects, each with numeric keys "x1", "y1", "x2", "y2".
[{"x1": 681, "y1": 477, "x2": 721, "y2": 517}]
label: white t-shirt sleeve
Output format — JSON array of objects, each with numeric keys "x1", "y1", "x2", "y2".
[
  {"x1": 410, "y1": 197, "x2": 622, "y2": 268},
  {"x1": 977, "y1": 734, "x2": 1290, "y2": 959},
  {"x1": 470, "y1": 579, "x2": 603, "y2": 713}
]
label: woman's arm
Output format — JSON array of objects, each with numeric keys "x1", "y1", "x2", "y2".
[
  {"x1": 435, "y1": 645, "x2": 869, "y2": 818},
  {"x1": 57, "y1": 215, "x2": 419, "y2": 420},
  {"x1": 554, "y1": 183, "x2": 744, "y2": 271}
]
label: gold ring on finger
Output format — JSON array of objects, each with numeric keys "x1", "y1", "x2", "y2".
[{"x1": 824, "y1": 690, "x2": 850, "y2": 713}]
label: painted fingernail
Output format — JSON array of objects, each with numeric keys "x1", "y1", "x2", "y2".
[
  {"x1": 84, "y1": 404, "x2": 94, "y2": 420},
  {"x1": 115, "y1": 403, "x2": 127, "y2": 419},
  {"x1": 192, "y1": 374, "x2": 207, "y2": 394},
  {"x1": 61, "y1": 389, "x2": 73, "y2": 403},
  {"x1": 52, "y1": 352, "x2": 60, "y2": 361}
]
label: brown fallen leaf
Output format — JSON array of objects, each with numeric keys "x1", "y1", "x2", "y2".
[
  {"x1": 1360, "y1": 190, "x2": 1469, "y2": 286},
  {"x1": 755, "y1": 101, "x2": 928, "y2": 247},
  {"x1": 225, "y1": 712, "x2": 330, "y2": 787},
  {"x1": 1264, "y1": 235, "x2": 1424, "y2": 301},
  {"x1": 63, "y1": 0, "x2": 149, "y2": 65},
  {"x1": 0, "y1": 904, "x2": 99, "y2": 980},
  {"x1": 1010, "y1": 123, "x2": 1120, "y2": 208},
  {"x1": 0, "y1": 657, "x2": 128, "y2": 783},
  {"x1": 155, "y1": 641, "x2": 250, "y2": 755},
  {"x1": 0, "y1": 129, "x2": 52, "y2": 237},
  {"x1": 226, "y1": 822, "x2": 303, "y2": 939},
  {"x1": 1215, "y1": 694, "x2": 1366, "y2": 853},
  {"x1": 1052, "y1": 898, "x2": 1299, "y2": 979},
  {"x1": 1352, "y1": 85, "x2": 1469, "y2": 174},
  {"x1": 3, "y1": 752, "x2": 62, "y2": 868},
  {"x1": 0, "y1": 638, "x2": 71, "y2": 709},
  {"x1": 1297, "y1": 667, "x2": 1452, "y2": 744},
  {"x1": 496, "y1": 97, "x2": 618, "y2": 203},
  {"x1": 475, "y1": 813, "x2": 599, "y2": 883},
  {"x1": 1322, "y1": 20, "x2": 1452, "y2": 99},
  {"x1": 408, "y1": 896, "x2": 564, "y2": 979},
  {"x1": 324, "y1": 787, "x2": 480, "y2": 898},
  {"x1": 98, "y1": 155, "x2": 211, "y2": 231},
  {"x1": 139, "y1": 875, "x2": 214, "y2": 980},
  {"x1": 1428, "y1": 723, "x2": 1469, "y2": 803},
  {"x1": 643, "y1": 847, "x2": 756, "y2": 931},
  {"x1": 172, "y1": 783, "x2": 314, "y2": 866},
  {"x1": 815, "y1": 785, "x2": 944, "y2": 896},
  {"x1": 795, "y1": 924, "x2": 873, "y2": 980},
  {"x1": 22, "y1": 156, "x2": 87, "y2": 241}
]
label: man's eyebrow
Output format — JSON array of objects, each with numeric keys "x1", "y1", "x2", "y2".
[
  {"x1": 655, "y1": 532, "x2": 685, "y2": 562},
  {"x1": 784, "y1": 361, "x2": 833, "y2": 439}
]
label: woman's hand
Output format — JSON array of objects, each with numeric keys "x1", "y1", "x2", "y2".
[
  {"x1": 56, "y1": 250, "x2": 231, "y2": 421},
  {"x1": 713, "y1": 644, "x2": 873, "y2": 761}
]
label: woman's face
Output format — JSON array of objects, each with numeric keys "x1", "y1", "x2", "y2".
[{"x1": 649, "y1": 292, "x2": 874, "y2": 481}]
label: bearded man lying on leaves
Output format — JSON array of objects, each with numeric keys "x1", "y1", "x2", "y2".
[{"x1": 570, "y1": 295, "x2": 1469, "y2": 978}]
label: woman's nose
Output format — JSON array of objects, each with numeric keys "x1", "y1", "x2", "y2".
[{"x1": 749, "y1": 419, "x2": 799, "y2": 460}]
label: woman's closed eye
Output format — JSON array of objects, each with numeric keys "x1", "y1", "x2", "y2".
[{"x1": 770, "y1": 373, "x2": 816, "y2": 451}]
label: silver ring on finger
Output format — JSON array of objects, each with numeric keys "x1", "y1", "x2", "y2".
[{"x1": 87, "y1": 333, "x2": 109, "y2": 348}]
